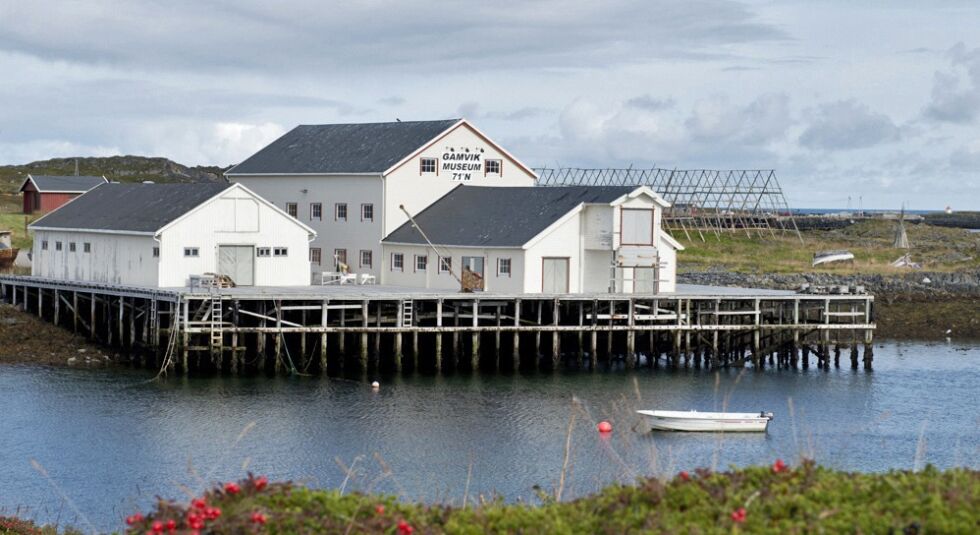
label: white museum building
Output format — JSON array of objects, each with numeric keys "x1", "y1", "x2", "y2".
[
  {"x1": 381, "y1": 185, "x2": 684, "y2": 294},
  {"x1": 226, "y1": 118, "x2": 537, "y2": 279},
  {"x1": 29, "y1": 182, "x2": 315, "y2": 287}
]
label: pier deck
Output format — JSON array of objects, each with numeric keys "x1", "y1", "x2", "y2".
[{"x1": 0, "y1": 275, "x2": 875, "y2": 375}]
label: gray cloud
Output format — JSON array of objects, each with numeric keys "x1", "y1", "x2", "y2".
[
  {"x1": 0, "y1": 1, "x2": 788, "y2": 74},
  {"x1": 799, "y1": 100, "x2": 900, "y2": 151},
  {"x1": 625, "y1": 95, "x2": 676, "y2": 111},
  {"x1": 923, "y1": 44, "x2": 980, "y2": 124}
]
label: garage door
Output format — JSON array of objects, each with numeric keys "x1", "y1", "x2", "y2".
[
  {"x1": 218, "y1": 245, "x2": 255, "y2": 286},
  {"x1": 542, "y1": 257, "x2": 570, "y2": 293}
]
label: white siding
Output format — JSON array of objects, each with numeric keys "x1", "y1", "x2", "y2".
[
  {"x1": 381, "y1": 244, "x2": 526, "y2": 293},
  {"x1": 383, "y1": 123, "x2": 536, "y2": 236},
  {"x1": 31, "y1": 231, "x2": 158, "y2": 286},
  {"x1": 234, "y1": 175, "x2": 383, "y2": 278},
  {"x1": 523, "y1": 212, "x2": 584, "y2": 293}
]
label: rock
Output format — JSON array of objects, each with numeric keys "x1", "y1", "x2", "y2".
[
  {"x1": 77, "y1": 348, "x2": 87, "y2": 353},
  {"x1": 67, "y1": 357, "x2": 77, "y2": 364}
]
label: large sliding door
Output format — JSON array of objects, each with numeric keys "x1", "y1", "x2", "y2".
[
  {"x1": 542, "y1": 257, "x2": 570, "y2": 293},
  {"x1": 218, "y1": 245, "x2": 255, "y2": 286}
]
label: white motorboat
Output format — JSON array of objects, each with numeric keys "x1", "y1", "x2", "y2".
[{"x1": 636, "y1": 410, "x2": 774, "y2": 432}]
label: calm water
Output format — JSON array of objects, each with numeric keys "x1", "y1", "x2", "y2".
[{"x1": 1, "y1": 341, "x2": 978, "y2": 532}]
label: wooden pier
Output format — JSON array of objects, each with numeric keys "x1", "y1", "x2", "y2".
[{"x1": 0, "y1": 276, "x2": 876, "y2": 375}]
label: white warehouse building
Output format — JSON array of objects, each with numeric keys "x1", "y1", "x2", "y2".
[
  {"x1": 381, "y1": 185, "x2": 683, "y2": 294},
  {"x1": 226, "y1": 119, "x2": 537, "y2": 280},
  {"x1": 29, "y1": 182, "x2": 315, "y2": 287}
]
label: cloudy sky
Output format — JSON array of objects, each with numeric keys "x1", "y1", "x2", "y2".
[{"x1": 1, "y1": 0, "x2": 978, "y2": 209}]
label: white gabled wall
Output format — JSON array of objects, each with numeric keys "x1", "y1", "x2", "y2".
[
  {"x1": 157, "y1": 186, "x2": 312, "y2": 287},
  {"x1": 383, "y1": 123, "x2": 536, "y2": 236},
  {"x1": 31, "y1": 231, "x2": 158, "y2": 286},
  {"x1": 523, "y1": 211, "x2": 584, "y2": 293}
]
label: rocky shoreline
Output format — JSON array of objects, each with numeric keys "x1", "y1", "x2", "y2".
[{"x1": 0, "y1": 304, "x2": 119, "y2": 367}]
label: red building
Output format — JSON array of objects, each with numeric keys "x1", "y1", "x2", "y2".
[{"x1": 19, "y1": 175, "x2": 108, "y2": 214}]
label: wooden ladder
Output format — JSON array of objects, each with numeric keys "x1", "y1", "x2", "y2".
[
  {"x1": 400, "y1": 300, "x2": 413, "y2": 327},
  {"x1": 208, "y1": 284, "x2": 223, "y2": 349}
]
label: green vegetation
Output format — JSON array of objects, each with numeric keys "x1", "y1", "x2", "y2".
[
  {"x1": 4, "y1": 463, "x2": 976, "y2": 534},
  {"x1": 0, "y1": 156, "x2": 226, "y2": 194},
  {"x1": 677, "y1": 220, "x2": 980, "y2": 274}
]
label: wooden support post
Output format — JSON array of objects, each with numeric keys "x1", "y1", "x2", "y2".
[
  {"x1": 752, "y1": 298, "x2": 761, "y2": 368},
  {"x1": 118, "y1": 297, "x2": 124, "y2": 348},
  {"x1": 37, "y1": 287, "x2": 42, "y2": 318},
  {"x1": 360, "y1": 300, "x2": 369, "y2": 370},
  {"x1": 53, "y1": 289, "x2": 60, "y2": 326},
  {"x1": 435, "y1": 299, "x2": 444, "y2": 371},
  {"x1": 320, "y1": 300, "x2": 329, "y2": 373},
  {"x1": 535, "y1": 301, "x2": 542, "y2": 369},
  {"x1": 129, "y1": 298, "x2": 136, "y2": 351},
  {"x1": 494, "y1": 305, "x2": 502, "y2": 370},
  {"x1": 412, "y1": 330, "x2": 419, "y2": 371},
  {"x1": 373, "y1": 303, "x2": 381, "y2": 368},
  {"x1": 606, "y1": 300, "x2": 614, "y2": 361},
  {"x1": 551, "y1": 299, "x2": 560, "y2": 369},
  {"x1": 338, "y1": 304, "x2": 346, "y2": 356},
  {"x1": 512, "y1": 299, "x2": 521, "y2": 370},
  {"x1": 850, "y1": 344, "x2": 859, "y2": 369},
  {"x1": 274, "y1": 302, "x2": 283, "y2": 374},
  {"x1": 257, "y1": 302, "x2": 267, "y2": 366},
  {"x1": 452, "y1": 304, "x2": 460, "y2": 367},
  {"x1": 181, "y1": 298, "x2": 190, "y2": 374},
  {"x1": 625, "y1": 298, "x2": 636, "y2": 369},
  {"x1": 589, "y1": 299, "x2": 598, "y2": 370},
  {"x1": 90, "y1": 292, "x2": 96, "y2": 340},
  {"x1": 577, "y1": 301, "x2": 584, "y2": 364},
  {"x1": 72, "y1": 291, "x2": 78, "y2": 334},
  {"x1": 471, "y1": 299, "x2": 480, "y2": 370},
  {"x1": 231, "y1": 301, "x2": 239, "y2": 375},
  {"x1": 396, "y1": 300, "x2": 405, "y2": 373},
  {"x1": 300, "y1": 310, "x2": 308, "y2": 370}
]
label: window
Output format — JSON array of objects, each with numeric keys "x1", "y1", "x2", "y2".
[
  {"x1": 360, "y1": 250, "x2": 373, "y2": 268},
  {"x1": 184, "y1": 247, "x2": 199, "y2": 257},
  {"x1": 420, "y1": 157, "x2": 437, "y2": 174},
  {"x1": 485, "y1": 159, "x2": 502, "y2": 176},
  {"x1": 310, "y1": 247, "x2": 322, "y2": 265},
  {"x1": 334, "y1": 249, "x2": 347, "y2": 269},
  {"x1": 274, "y1": 247, "x2": 288, "y2": 257},
  {"x1": 498, "y1": 257, "x2": 512, "y2": 277},
  {"x1": 41, "y1": 240, "x2": 48, "y2": 251},
  {"x1": 361, "y1": 203, "x2": 374, "y2": 222},
  {"x1": 415, "y1": 254, "x2": 427, "y2": 272},
  {"x1": 286, "y1": 202, "x2": 298, "y2": 218},
  {"x1": 152, "y1": 247, "x2": 159, "y2": 258},
  {"x1": 439, "y1": 256, "x2": 452, "y2": 274},
  {"x1": 68, "y1": 242, "x2": 76, "y2": 252},
  {"x1": 621, "y1": 208, "x2": 654, "y2": 245},
  {"x1": 391, "y1": 253, "x2": 404, "y2": 271},
  {"x1": 83, "y1": 242, "x2": 91, "y2": 253},
  {"x1": 310, "y1": 203, "x2": 322, "y2": 221},
  {"x1": 257, "y1": 247, "x2": 271, "y2": 257},
  {"x1": 335, "y1": 203, "x2": 348, "y2": 221},
  {"x1": 55, "y1": 241, "x2": 62, "y2": 251}
]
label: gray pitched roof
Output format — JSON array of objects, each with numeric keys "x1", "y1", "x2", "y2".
[
  {"x1": 30, "y1": 182, "x2": 232, "y2": 233},
  {"x1": 227, "y1": 119, "x2": 461, "y2": 175},
  {"x1": 24, "y1": 175, "x2": 106, "y2": 192},
  {"x1": 383, "y1": 186, "x2": 636, "y2": 247}
]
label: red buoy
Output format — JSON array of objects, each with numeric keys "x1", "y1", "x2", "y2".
[{"x1": 597, "y1": 421, "x2": 612, "y2": 433}]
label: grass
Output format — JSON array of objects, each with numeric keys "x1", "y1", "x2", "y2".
[
  {"x1": 3, "y1": 464, "x2": 976, "y2": 534},
  {"x1": 677, "y1": 220, "x2": 980, "y2": 274}
]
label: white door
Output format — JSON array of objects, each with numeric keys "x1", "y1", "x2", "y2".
[
  {"x1": 633, "y1": 266, "x2": 657, "y2": 293},
  {"x1": 542, "y1": 257, "x2": 570, "y2": 293},
  {"x1": 218, "y1": 245, "x2": 255, "y2": 286}
]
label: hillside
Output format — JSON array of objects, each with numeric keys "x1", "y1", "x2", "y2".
[{"x1": 0, "y1": 155, "x2": 228, "y2": 194}]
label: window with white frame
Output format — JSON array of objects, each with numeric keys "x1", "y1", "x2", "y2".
[
  {"x1": 361, "y1": 203, "x2": 374, "y2": 222},
  {"x1": 286, "y1": 202, "x2": 298, "y2": 218},
  {"x1": 68, "y1": 242, "x2": 76, "y2": 252},
  {"x1": 498, "y1": 257, "x2": 512, "y2": 277},
  {"x1": 310, "y1": 247, "x2": 322, "y2": 265},
  {"x1": 360, "y1": 250, "x2": 372, "y2": 268},
  {"x1": 311, "y1": 203, "x2": 323, "y2": 221},
  {"x1": 184, "y1": 247, "x2": 199, "y2": 257},
  {"x1": 415, "y1": 254, "x2": 427, "y2": 272},
  {"x1": 485, "y1": 159, "x2": 502, "y2": 176},
  {"x1": 55, "y1": 241, "x2": 62, "y2": 251},
  {"x1": 83, "y1": 242, "x2": 91, "y2": 253},
  {"x1": 41, "y1": 240, "x2": 48, "y2": 250},
  {"x1": 439, "y1": 256, "x2": 452, "y2": 274},
  {"x1": 391, "y1": 253, "x2": 404, "y2": 271},
  {"x1": 257, "y1": 247, "x2": 271, "y2": 257},
  {"x1": 152, "y1": 247, "x2": 159, "y2": 258},
  {"x1": 274, "y1": 247, "x2": 288, "y2": 257},
  {"x1": 335, "y1": 203, "x2": 348, "y2": 221},
  {"x1": 420, "y1": 157, "x2": 437, "y2": 174}
]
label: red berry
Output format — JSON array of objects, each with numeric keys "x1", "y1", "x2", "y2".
[
  {"x1": 772, "y1": 459, "x2": 788, "y2": 473},
  {"x1": 191, "y1": 498, "x2": 207, "y2": 510},
  {"x1": 255, "y1": 476, "x2": 268, "y2": 491},
  {"x1": 151, "y1": 521, "x2": 164, "y2": 533},
  {"x1": 678, "y1": 471, "x2": 690, "y2": 481},
  {"x1": 397, "y1": 519, "x2": 414, "y2": 535},
  {"x1": 165, "y1": 519, "x2": 176, "y2": 531},
  {"x1": 731, "y1": 507, "x2": 747, "y2": 523},
  {"x1": 224, "y1": 482, "x2": 241, "y2": 494},
  {"x1": 375, "y1": 504, "x2": 385, "y2": 515},
  {"x1": 125, "y1": 516, "x2": 134, "y2": 526},
  {"x1": 251, "y1": 512, "x2": 267, "y2": 525}
]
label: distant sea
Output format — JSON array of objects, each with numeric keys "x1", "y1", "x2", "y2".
[{"x1": 791, "y1": 208, "x2": 935, "y2": 216}]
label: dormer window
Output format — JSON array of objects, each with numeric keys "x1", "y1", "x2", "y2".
[{"x1": 420, "y1": 157, "x2": 437, "y2": 174}]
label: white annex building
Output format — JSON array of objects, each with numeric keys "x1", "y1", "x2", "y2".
[
  {"x1": 29, "y1": 182, "x2": 315, "y2": 287},
  {"x1": 226, "y1": 119, "x2": 537, "y2": 280},
  {"x1": 381, "y1": 185, "x2": 683, "y2": 294}
]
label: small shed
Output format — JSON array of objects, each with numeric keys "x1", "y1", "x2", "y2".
[
  {"x1": 29, "y1": 182, "x2": 316, "y2": 287},
  {"x1": 19, "y1": 175, "x2": 108, "y2": 214},
  {"x1": 381, "y1": 185, "x2": 683, "y2": 294}
]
